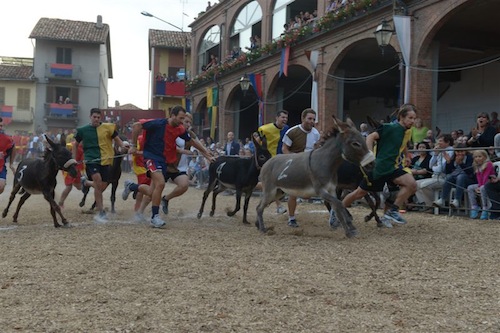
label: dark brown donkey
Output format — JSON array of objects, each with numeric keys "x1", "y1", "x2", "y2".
[
  {"x1": 2, "y1": 135, "x2": 78, "y2": 227},
  {"x1": 256, "y1": 116, "x2": 375, "y2": 238}
]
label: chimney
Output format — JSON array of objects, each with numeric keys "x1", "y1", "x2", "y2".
[{"x1": 96, "y1": 15, "x2": 103, "y2": 29}]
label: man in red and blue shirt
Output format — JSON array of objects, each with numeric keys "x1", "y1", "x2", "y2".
[
  {"x1": 124, "y1": 105, "x2": 213, "y2": 228},
  {"x1": 0, "y1": 117, "x2": 16, "y2": 196}
]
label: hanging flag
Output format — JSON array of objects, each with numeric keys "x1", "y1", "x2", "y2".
[
  {"x1": 307, "y1": 50, "x2": 320, "y2": 122},
  {"x1": 0, "y1": 105, "x2": 13, "y2": 125},
  {"x1": 207, "y1": 87, "x2": 218, "y2": 139},
  {"x1": 279, "y1": 46, "x2": 290, "y2": 77},
  {"x1": 248, "y1": 73, "x2": 264, "y2": 127},
  {"x1": 394, "y1": 15, "x2": 411, "y2": 103},
  {"x1": 182, "y1": 98, "x2": 191, "y2": 113},
  {"x1": 50, "y1": 63, "x2": 73, "y2": 76}
]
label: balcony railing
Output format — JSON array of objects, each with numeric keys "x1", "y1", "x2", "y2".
[
  {"x1": 44, "y1": 103, "x2": 79, "y2": 119},
  {"x1": 44, "y1": 63, "x2": 82, "y2": 82},
  {"x1": 155, "y1": 81, "x2": 186, "y2": 97}
]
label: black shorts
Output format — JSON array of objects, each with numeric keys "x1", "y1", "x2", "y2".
[
  {"x1": 164, "y1": 171, "x2": 187, "y2": 182},
  {"x1": 86, "y1": 164, "x2": 111, "y2": 183},
  {"x1": 359, "y1": 168, "x2": 408, "y2": 192}
]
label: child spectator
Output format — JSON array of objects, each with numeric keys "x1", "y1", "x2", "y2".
[{"x1": 467, "y1": 150, "x2": 495, "y2": 219}]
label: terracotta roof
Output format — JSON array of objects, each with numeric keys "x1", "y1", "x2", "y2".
[
  {"x1": 0, "y1": 65, "x2": 33, "y2": 80},
  {"x1": 29, "y1": 17, "x2": 109, "y2": 44},
  {"x1": 108, "y1": 103, "x2": 142, "y2": 110},
  {"x1": 149, "y1": 29, "x2": 191, "y2": 49}
]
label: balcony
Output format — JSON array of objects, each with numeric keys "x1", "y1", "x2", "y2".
[
  {"x1": 44, "y1": 103, "x2": 79, "y2": 120},
  {"x1": 44, "y1": 63, "x2": 82, "y2": 83},
  {"x1": 155, "y1": 81, "x2": 186, "y2": 97}
]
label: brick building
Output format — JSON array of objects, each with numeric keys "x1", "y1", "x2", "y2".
[{"x1": 185, "y1": 0, "x2": 500, "y2": 142}]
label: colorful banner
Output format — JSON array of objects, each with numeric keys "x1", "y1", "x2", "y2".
[
  {"x1": 0, "y1": 105, "x2": 13, "y2": 125},
  {"x1": 248, "y1": 73, "x2": 264, "y2": 127},
  {"x1": 279, "y1": 46, "x2": 290, "y2": 77},
  {"x1": 50, "y1": 103, "x2": 74, "y2": 116},
  {"x1": 50, "y1": 63, "x2": 73, "y2": 76},
  {"x1": 207, "y1": 87, "x2": 218, "y2": 139}
]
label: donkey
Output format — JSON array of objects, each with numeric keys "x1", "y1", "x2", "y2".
[
  {"x1": 79, "y1": 141, "x2": 129, "y2": 213},
  {"x1": 197, "y1": 135, "x2": 271, "y2": 224},
  {"x1": 256, "y1": 116, "x2": 375, "y2": 238},
  {"x1": 2, "y1": 135, "x2": 78, "y2": 227},
  {"x1": 327, "y1": 160, "x2": 383, "y2": 227}
]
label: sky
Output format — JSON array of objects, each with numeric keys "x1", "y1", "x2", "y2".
[{"x1": 0, "y1": 0, "x2": 210, "y2": 110}]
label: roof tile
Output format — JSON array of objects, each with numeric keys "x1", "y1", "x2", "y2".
[
  {"x1": 29, "y1": 17, "x2": 109, "y2": 44},
  {"x1": 0, "y1": 65, "x2": 34, "y2": 80},
  {"x1": 149, "y1": 29, "x2": 191, "y2": 49}
]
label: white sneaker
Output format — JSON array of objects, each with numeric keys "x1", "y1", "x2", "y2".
[
  {"x1": 122, "y1": 180, "x2": 133, "y2": 200},
  {"x1": 150, "y1": 214, "x2": 166, "y2": 228},
  {"x1": 93, "y1": 212, "x2": 109, "y2": 224},
  {"x1": 450, "y1": 199, "x2": 460, "y2": 208},
  {"x1": 380, "y1": 216, "x2": 393, "y2": 228},
  {"x1": 432, "y1": 198, "x2": 444, "y2": 208},
  {"x1": 276, "y1": 206, "x2": 287, "y2": 214},
  {"x1": 133, "y1": 212, "x2": 146, "y2": 223}
]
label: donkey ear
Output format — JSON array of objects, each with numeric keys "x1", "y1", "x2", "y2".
[
  {"x1": 345, "y1": 117, "x2": 356, "y2": 128},
  {"x1": 44, "y1": 134, "x2": 56, "y2": 148},
  {"x1": 60, "y1": 134, "x2": 67, "y2": 147},
  {"x1": 331, "y1": 115, "x2": 343, "y2": 133},
  {"x1": 260, "y1": 135, "x2": 268, "y2": 150}
]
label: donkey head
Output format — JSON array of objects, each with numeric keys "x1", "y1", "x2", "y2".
[
  {"x1": 45, "y1": 135, "x2": 78, "y2": 178},
  {"x1": 331, "y1": 116, "x2": 374, "y2": 167},
  {"x1": 252, "y1": 133, "x2": 272, "y2": 169}
]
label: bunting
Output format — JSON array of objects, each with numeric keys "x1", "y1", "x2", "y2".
[
  {"x1": 207, "y1": 87, "x2": 218, "y2": 139},
  {"x1": 0, "y1": 105, "x2": 13, "y2": 125},
  {"x1": 279, "y1": 46, "x2": 290, "y2": 77},
  {"x1": 50, "y1": 63, "x2": 73, "y2": 76},
  {"x1": 248, "y1": 73, "x2": 264, "y2": 127}
]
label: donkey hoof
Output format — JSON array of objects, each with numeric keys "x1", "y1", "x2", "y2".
[
  {"x1": 242, "y1": 220, "x2": 250, "y2": 225},
  {"x1": 364, "y1": 216, "x2": 370, "y2": 222},
  {"x1": 197, "y1": 212, "x2": 202, "y2": 219},
  {"x1": 346, "y1": 229, "x2": 359, "y2": 238},
  {"x1": 79, "y1": 201, "x2": 85, "y2": 208},
  {"x1": 209, "y1": 211, "x2": 215, "y2": 217}
]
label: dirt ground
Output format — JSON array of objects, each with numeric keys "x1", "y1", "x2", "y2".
[{"x1": 0, "y1": 172, "x2": 498, "y2": 332}]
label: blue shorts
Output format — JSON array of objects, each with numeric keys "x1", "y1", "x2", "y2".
[
  {"x1": 0, "y1": 166, "x2": 6, "y2": 180},
  {"x1": 86, "y1": 164, "x2": 110, "y2": 183},
  {"x1": 145, "y1": 159, "x2": 187, "y2": 181}
]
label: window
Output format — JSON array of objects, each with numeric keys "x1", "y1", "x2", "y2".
[
  {"x1": 56, "y1": 47, "x2": 72, "y2": 64},
  {"x1": 0, "y1": 87, "x2": 5, "y2": 105},
  {"x1": 17, "y1": 89, "x2": 30, "y2": 110}
]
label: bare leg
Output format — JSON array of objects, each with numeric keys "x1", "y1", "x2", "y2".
[{"x1": 59, "y1": 184, "x2": 73, "y2": 207}]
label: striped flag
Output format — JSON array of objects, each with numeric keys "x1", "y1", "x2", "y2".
[
  {"x1": 248, "y1": 73, "x2": 264, "y2": 127},
  {"x1": 0, "y1": 105, "x2": 13, "y2": 125},
  {"x1": 279, "y1": 46, "x2": 290, "y2": 77},
  {"x1": 207, "y1": 87, "x2": 218, "y2": 139},
  {"x1": 50, "y1": 63, "x2": 73, "y2": 76}
]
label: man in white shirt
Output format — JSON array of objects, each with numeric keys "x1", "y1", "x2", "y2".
[{"x1": 282, "y1": 108, "x2": 321, "y2": 227}]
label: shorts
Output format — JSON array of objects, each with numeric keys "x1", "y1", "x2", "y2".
[
  {"x1": 0, "y1": 166, "x2": 6, "y2": 180},
  {"x1": 63, "y1": 169, "x2": 82, "y2": 186},
  {"x1": 86, "y1": 164, "x2": 110, "y2": 183},
  {"x1": 137, "y1": 173, "x2": 151, "y2": 186},
  {"x1": 359, "y1": 168, "x2": 409, "y2": 192},
  {"x1": 145, "y1": 159, "x2": 187, "y2": 182}
]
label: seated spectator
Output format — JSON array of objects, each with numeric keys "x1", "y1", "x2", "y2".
[
  {"x1": 433, "y1": 143, "x2": 475, "y2": 209},
  {"x1": 485, "y1": 173, "x2": 500, "y2": 219},
  {"x1": 490, "y1": 111, "x2": 500, "y2": 131},
  {"x1": 422, "y1": 129, "x2": 435, "y2": 148},
  {"x1": 467, "y1": 149, "x2": 495, "y2": 219},
  {"x1": 414, "y1": 134, "x2": 454, "y2": 211},
  {"x1": 467, "y1": 112, "x2": 496, "y2": 148},
  {"x1": 410, "y1": 142, "x2": 433, "y2": 181}
]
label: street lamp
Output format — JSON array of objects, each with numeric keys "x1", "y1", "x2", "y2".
[
  {"x1": 141, "y1": 11, "x2": 188, "y2": 80},
  {"x1": 239, "y1": 74, "x2": 250, "y2": 96},
  {"x1": 374, "y1": 19, "x2": 394, "y2": 54}
]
